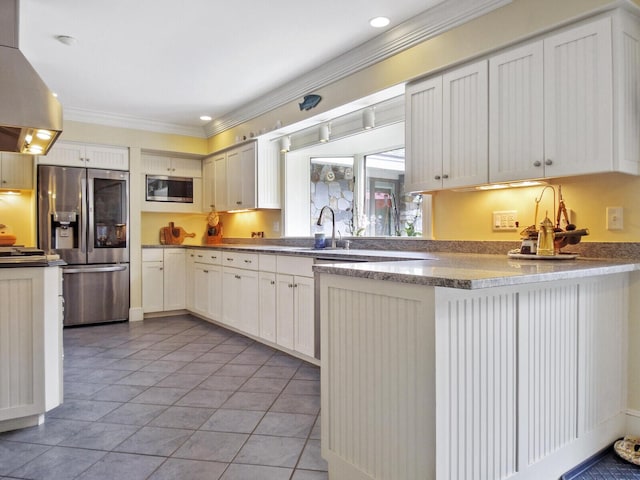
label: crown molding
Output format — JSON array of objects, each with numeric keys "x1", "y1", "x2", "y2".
[
  {"x1": 204, "y1": 0, "x2": 512, "y2": 137},
  {"x1": 64, "y1": 107, "x2": 207, "y2": 138}
]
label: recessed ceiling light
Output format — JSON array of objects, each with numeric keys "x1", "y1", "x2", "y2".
[
  {"x1": 200, "y1": 115, "x2": 212, "y2": 121},
  {"x1": 369, "y1": 16, "x2": 390, "y2": 28}
]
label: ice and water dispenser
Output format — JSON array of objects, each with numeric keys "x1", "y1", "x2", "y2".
[{"x1": 52, "y1": 211, "x2": 78, "y2": 250}]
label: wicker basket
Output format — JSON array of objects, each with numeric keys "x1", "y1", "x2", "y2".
[{"x1": 614, "y1": 436, "x2": 640, "y2": 465}]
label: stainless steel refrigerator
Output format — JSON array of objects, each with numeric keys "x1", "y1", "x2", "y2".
[{"x1": 38, "y1": 165, "x2": 130, "y2": 326}]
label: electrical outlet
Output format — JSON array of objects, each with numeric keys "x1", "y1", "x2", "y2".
[
  {"x1": 272, "y1": 221, "x2": 280, "y2": 232},
  {"x1": 606, "y1": 206, "x2": 623, "y2": 230},
  {"x1": 492, "y1": 210, "x2": 518, "y2": 231}
]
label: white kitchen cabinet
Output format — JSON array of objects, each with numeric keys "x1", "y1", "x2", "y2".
[
  {"x1": 543, "y1": 17, "x2": 613, "y2": 178},
  {"x1": 39, "y1": 141, "x2": 129, "y2": 170},
  {"x1": 203, "y1": 138, "x2": 280, "y2": 212},
  {"x1": 163, "y1": 249, "x2": 186, "y2": 310},
  {"x1": 190, "y1": 249, "x2": 222, "y2": 321},
  {"x1": 406, "y1": 60, "x2": 488, "y2": 192},
  {"x1": 142, "y1": 248, "x2": 185, "y2": 313},
  {"x1": 259, "y1": 271, "x2": 277, "y2": 343},
  {"x1": 222, "y1": 251, "x2": 260, "y2": 336},
  {"x1": 185, "y1": 249, "x2": 196, "y2": 311},
  {"x1": 141, "y1": 153, "x2": 202, "y2": 177},
  {"x1": 0, "y1": 266, "x2": 63, "y2": 432},
  {"x1": 489, "y1": 41, "x2": 544, "y2": 183},
  {"x1": 0, "y1": 153, "x2": 33, "y2": 189},
  {"x1": 276, "y1": 255, "x2": 315, "y2": 358}
]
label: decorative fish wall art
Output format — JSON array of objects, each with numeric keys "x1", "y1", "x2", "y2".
[{"x1": 299, "y1": 94, "x2": 322, "y2": 111}]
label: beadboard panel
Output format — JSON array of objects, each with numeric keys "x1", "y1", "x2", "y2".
[
  {"x1": 442, "y1": 60, "x2": 489, "y2": 188},
  {"x1": 405, "y1": 76, "x2": 443, "y2": 193},
  {"x1": 577, "y1": 274, "x2": 628, "y2": 436},
  {"x1": 519, "y1": 282, "x2": 579, "y2": 467},
  {"x1": 0, "y1": 275, "x2": 44, "y2": 421},
  {"x1": 435, "y1": 289, "x2": 518, "y2": 480},
  {"x1": 321, "y1": 276, "x2": 435, "y2": 480},
  {"x1": 489, "y1": 41, "x2": 544, "y2": 182},
  {"x1": 617, "y1": 13, "x2": 640, "y2": 174}
]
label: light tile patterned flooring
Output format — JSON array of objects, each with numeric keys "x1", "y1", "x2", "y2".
[{"x1": 0, "y1": 314, "x2": 327, "y2": 480}]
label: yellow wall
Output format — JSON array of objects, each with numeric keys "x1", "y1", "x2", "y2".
[
  {"x1": 433, "y1": 173, "x2": 640, "y2": 242},
  {"x1": 141, "y1": 209, "x2": 282, "y2": 245},
  {"x1": 0, "y1": 191, "x2": 35, "y2": 246}
]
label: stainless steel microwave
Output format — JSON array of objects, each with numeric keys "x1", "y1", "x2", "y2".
[{"x1": 145, "y1": 175, "x2": 194, "y2": 203}]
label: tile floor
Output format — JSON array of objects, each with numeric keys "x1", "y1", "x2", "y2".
[{"x1": 0, "y1": 314, "x2": 327, "y2": 480}]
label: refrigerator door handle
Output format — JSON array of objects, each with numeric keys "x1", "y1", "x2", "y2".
[
  {"x1": 80, "y1": 177, "x2": 88, "y2": 254},
  {"x1": 64, "y1": 265, "x2": 128, "y2": 274}
]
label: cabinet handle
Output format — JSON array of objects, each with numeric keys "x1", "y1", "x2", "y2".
[
  {"x1": 235, "y1": 274, "x2": 241, "y2": 279},
  {"x1": 204, "y1": 269, "x2": 209, "y2": 273},
  {"x1": 533, "y1": 160, "x2": 542, "y2": 167},
  {"x1": 1, "y1": 180, "x2": 6, "y2": 184},
  {"x1": 244, "y1": 259, "x2": 252, "y2": 264},
  {"x1": 288, "y1": 283, "x2": 293, "y2": 288},
  {"x1": 227, "y1": 258, "x2": 234, "y2": 261},
  {"x1": 545, "y1": 159, "x2": 553, "y2": 166},
  {"x1": 442, "y1": 174, "x2": 449, "y2": 179},
  {"x1": 197, "y1": 254, "x2": 203, "y2": 258},
  {"x1": 294, "y1": 283, "x2": 298, "y2": 288},
  {"x1": 236, "y1": 201, "x2": 242, "y2": 205},
  {"x1": 434, "y1": 175, "x2": 441, "y2": 180},
  {"x1": 211, "y1": 256, "x2": 217, "y2": 260},
  {"x1": 159, "y1": 267, "x2": 163, "y2": 271},
  {"x1": 270, "y1": 280, "x2": 275, "y2": 285},
  {"x1": 85, "y1": 157, "x2": 90, "y2": 162},
  {"x1": 190, "y1": 254, "x2": 194, "y2": 257}
]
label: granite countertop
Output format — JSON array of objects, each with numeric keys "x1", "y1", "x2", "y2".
[{"x1": 312, "y1": 252, "x2": 640, "y2": 289}]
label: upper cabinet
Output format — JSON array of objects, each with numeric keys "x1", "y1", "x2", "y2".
[
  {"x1": 407, "y1": 11, "x2": 640, "y2": 191},
  {"x1": 38, "y1": 142, "x2": 129, "y2": 171},
  {"x1": 0, "y1": 153, "x2": 33, "y2": 190},
  {"x1": 406, "y1": 60, "x2": 488, "y2": 192},
  {"x1": 203, "y1": 138, "x2": 280, "y2": 212},
  {"x1": 141, "y1": 154, "x2": 202, "y2": 178}
]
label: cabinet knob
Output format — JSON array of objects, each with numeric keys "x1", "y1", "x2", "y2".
[
  {"x1": 533, "y1": 160, "x2": 542, "y2": 167},
  {"x1": 442, "y1": 174, "x2": 449, "y2": 179},
  {"x1": 159, "y1": 267, "x2": 163, "y2": 271},
  {"x1": 204, "y1": 269, "x2": 209, "y2": 273},
  {"x1": 434, "y1": 175, "x2": 441, "y2": 180},
  {"x1": 288, "y1": 283, "x2": 293, "y2": 288},
  {"x1": 545, "y1": 159, "x2": 553, "y2": 166},
  {"x1": 294, "y1": 283, "x2": 298, "y2": 288},
  {"x1": 235, "y1": 274, "x2": 241, "y2": 279},
  {"x1": 270, "y1": 280, "x2": 275, "y2": 285},
  {"x1": 1, "y1": 180, "x2": 6, "y2": 184},
  {"x1": 236, "y1": 201, "x2": 242, "y2": 205}
]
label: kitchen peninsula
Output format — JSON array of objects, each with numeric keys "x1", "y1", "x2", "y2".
[
  {"x1": 0, "y1": 260, "x2": 63, "y2": 433},
  {"x1": 315, "y1": 254, "x2": 640, "y2": 480}
]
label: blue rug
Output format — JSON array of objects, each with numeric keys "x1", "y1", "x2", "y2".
[{"x1": 563, "y1": 446, "x2": 640, "y2": 479}]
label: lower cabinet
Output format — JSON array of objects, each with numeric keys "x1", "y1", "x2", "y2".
[
  {"x1": 142, "y1": 248, "x2": 186, "y2": 313},
  {"x1": 222, "y1": 266, "x2": 259, "y2": 336},
  {"x1": 259, "y1": 271, "x2": 277, "y2": 343},
  {"x1": 193, "y1": 263, "x2": 222, "y2": 320},
  {"x1": 276, "y1": 273, "x2": 314, "y2": 357}
]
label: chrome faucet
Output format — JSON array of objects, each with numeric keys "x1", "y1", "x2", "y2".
[{"x1": 316, "y1": 206, "x2": 336, "y2": 249}]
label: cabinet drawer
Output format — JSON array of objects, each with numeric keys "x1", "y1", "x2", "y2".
[
  {"x1": 259, "y1": 254, "x2": 277, "y2": 272},
  {"x1": 192, "y1": 249, "x2": 222, "y2": 265},
  {"x1": 222, "y1": 251, "x2": 259, "y2": 269},
  {"x1": 277, "y1": 255, "x2": 314, "y2": 277},
  {"x1": 142, "y1": 249, "x2": 163, "y2": 262}
]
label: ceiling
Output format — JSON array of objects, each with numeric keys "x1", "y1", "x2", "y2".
[{"x1": 18, "y1": 0, "x2": 443, "y2": 136}]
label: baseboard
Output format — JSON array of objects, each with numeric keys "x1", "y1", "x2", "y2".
[
  {"x1": 625, "y1": 409, "x2": 640, "y2": 434},
  {"x1": 129, "y1": 306, "x2": 144, "y2": 322}
]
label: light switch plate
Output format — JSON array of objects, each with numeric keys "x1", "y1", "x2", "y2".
[
  {"x1": 492, "y1": 210, "x2": 518, "y2": 231},
  {"x1": 606, "y1": 207, "x2": 623, "y2": 230}
]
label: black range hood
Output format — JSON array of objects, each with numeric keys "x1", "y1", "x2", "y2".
[{"x1": 0, "y1": 0, "x2": 62, "y2": 155}]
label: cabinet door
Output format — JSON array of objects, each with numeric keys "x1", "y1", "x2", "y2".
[
  {"x1": 294, "y1": 275, "x2": 315, "y2": 358},
  {"x1": 489, "y1": 42, "x2": 544, "y2": 182},
  {"x1": 141, "y1": 154, "x2": 171, "y2": 175},
  {"x1": 207, "y1": 265, "x2": 223, "y2": 320},
  {"x1": 163, "y1": 249, "x2": 186, "y2": 310},
  {"x1": 185, "y1": 251, "x2": 196, "y2": 312},
  {"x1": 405, "y1": 76, "x2": 443, "y2": 192},
  {"x1": 38, "y1": 142, "x2": 85, "y2": 167},
  {"x1": 276, "y1": 273, "x2": 295, "y2": 350},
  {"x1": 193, "y1": 262, "x2": 209, "y2": 317},
  {"x1": 239, "y1": 143, "x2": 257, "y2": 209},
  {"x1": 1, "y1": 153, "x2": 33, "y2": 189},
  {"x1": 171, "y1": 157, "x2": 202, "y2": 178},
  {"x1": 239, "y1": 269, "x2": 260, "y2": 337},
  {"x1": 84, "y1": 145, "x2": 128, "y2": 170},
  {"x1": 214, "y1": 154, "x2": 228, "y2": 211},
  {"x1": 222, "y1": 267, "x2": 242, "y2": 328},
  {"x1": 202, "y1": 157, "x2": 216, "y2": 211},
  {"x1": 142, "y1": 261, "x2": 164, "y2": 313},
  {"x1": 442, "y1": 60, "x2": 489, "y2": 188},
  {"x1": 226, "y1": 149, "x2": 242, "y2": 209},
  {"x1": 544, "y1": 18, "x2": 613, "y2": 177},
  {"x1": 259, "y1": 271, "x2": 277, "y2": 343}
]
